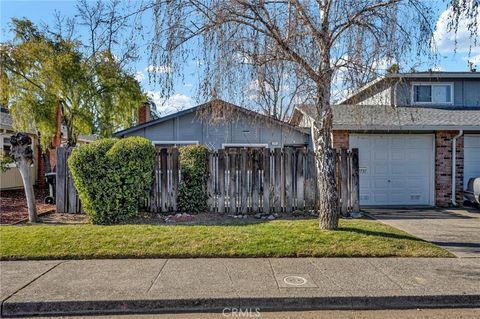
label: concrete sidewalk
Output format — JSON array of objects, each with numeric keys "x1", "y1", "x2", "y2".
[
  {"x1": 1, "y1": 258, "x2": 480, "y2": 317},
  {"x1": 365, "y1": 208, "x2": 480, "y2": 257}
]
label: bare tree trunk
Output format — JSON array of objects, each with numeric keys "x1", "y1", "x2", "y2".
[
  {"x1": 312, "y1": 109, "x2": 339, "y2": 230},
  {"x1": 10, "y1": 133, "x2": 38, "y2": 223},
  {"x1": 17, "y1": 158, "x2": 38, "y2": 223}
]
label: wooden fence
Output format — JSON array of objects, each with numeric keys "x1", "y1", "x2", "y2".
[
  {"x1": 56, "y1": 146, "x2": 359, "y2": 215},
  {"x1": 56, "y1": 147, "x2": 82, "y2": 214}
]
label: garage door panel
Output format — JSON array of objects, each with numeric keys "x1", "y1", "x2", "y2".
[
  {"x1": 373, "y1": 178, "x2": 389, "y2": 188},
  {"x1": 373, "y1": 193, "x2": 388, "y2": 204},
  {"x1": 350, "y1": 134, "x2": 433, "y2": 206},
  {"x1": 391, "y1": 149, "x2": 406, "y2": 160},
  {"x1": 373, "y1": 163, "x2": 388, "y2": 175},
  {"x1": 464, "y1": 135, "x2": 480, "y2": 188},
  {"x1": 390, "y1": 178, "x2": 407, "y2": 189},
  {"x1": 390, "y1": 137, "x2": 405, "y2": 148}
]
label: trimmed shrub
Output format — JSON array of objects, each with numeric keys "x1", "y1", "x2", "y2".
[
  {"x1": 178, "y1": 145, "x2": 209, "y2": 213},
  {"x1": 68, "y1": 137, "x2": 155, "y2": 224}
]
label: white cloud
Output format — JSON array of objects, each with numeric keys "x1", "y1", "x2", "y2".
[
  {"x1": 431, "y1": 66, "x2": 445, "y2": 71},
  {"x1": 466, "y1": 54, "x2": 480, "y2": 65},
  {"x1": 134, "y1": 71, "x2": 145, "y2": 82},
  {"x1": 146, "y1": 64, "x2": 174, "y2": 74},
  {"x1": 146, "y1": 92, "x2": 194, "y2": 115},
  {"x1": 432, "y1": 6, "x2": 480, "y2": 54}
]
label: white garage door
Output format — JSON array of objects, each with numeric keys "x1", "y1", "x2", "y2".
[
  {"x1": 464, "y1": 135, "x2": 480, "y2": 188},
  {"x1": 350, "y1": 134, "x2": 434, "y2": 206}
]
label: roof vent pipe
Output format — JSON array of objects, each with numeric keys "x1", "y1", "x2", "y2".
[{"x1": 451, "y1": 130, "x2": 463, "y2": 206}]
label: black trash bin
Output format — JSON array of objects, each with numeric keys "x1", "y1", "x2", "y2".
[{"x1": 45, "y1": 172, "x2": 56, "y2": 204}]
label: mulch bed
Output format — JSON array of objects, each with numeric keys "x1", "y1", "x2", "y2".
[{"x1": 0, "y1": 188, "x2": 55, "y2": 224}]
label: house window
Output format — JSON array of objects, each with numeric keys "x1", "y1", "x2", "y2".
[
  {"x1": 0, "y1": 134, "x2": 15, "y2": 168},
  {"x1": 412, "y1": 83, "x2": 453, "y2": 104}
]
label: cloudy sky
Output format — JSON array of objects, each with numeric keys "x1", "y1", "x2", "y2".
[{"x1": 1, "y1": 0, "x2": 479, "y2": 115}]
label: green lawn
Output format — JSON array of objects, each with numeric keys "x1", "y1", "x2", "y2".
[{"x1": 0, "y1": 219, "x2": 452, "y2": 260}]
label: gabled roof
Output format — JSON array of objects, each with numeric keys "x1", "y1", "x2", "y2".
[
  {"x1": 291, "y1": 104, "x2": 480, "y2": 131},
  {"x1": 338, "y1": 71, "x2": 480, "y2": 105},
  {"x1": 114, "y1": 99, "x2": 308, "y2": 136}
]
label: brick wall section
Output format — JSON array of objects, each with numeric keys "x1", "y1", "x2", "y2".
[
  {"x1": 138, "y1": 103, "x2": 150, "y2": 124},
  {"x1": 332, "y1": 130, "x2": 349, "y2": 149},
  {"x1": 454, "y1": 134, "x2": 464, "y2": 204},
  {"x1": 36, "y1": 143, "x2": 46, "y2": 188},
  {"x1": 435, "y1": 131, "x2": 464, "y2": 206}
]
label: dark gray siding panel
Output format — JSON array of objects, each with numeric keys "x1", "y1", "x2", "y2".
[
  {"x1": 124, "y1": 128, "x2": 146, "y2": 137},
  {"x1": 262, "y1": 125, "x2": 283, "y2": 147},
  {"x1": 177, "y1": 113, "x2": 203, "y2": 141},
  {"x1": 282, "y1": 127, "x2": 310, "y2": 146},
  {"x1": 121, "y1": 109, "x2": 312, "y2": 149},
  {"x1": 144, "y1": 118, "x2": 174, "y2": 141},
  {"x1": 464, "y1": 80, "x2": 480, "y2": 107},
  {"x1": 205, "y1": 122, "x2": 229, "y2": 149},
  {"x1": 231, "y1": 119, "x2": 260, "y2": 144}
]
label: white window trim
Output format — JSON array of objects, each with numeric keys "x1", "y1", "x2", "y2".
[
  {"x1": 411, "y1": 82, "x2": 454, "y2": 105},
  {"x1": 222, "y1": 143, "x2": 269, "y2": 149},
  {"x1": 151, "y1": 140, "x2": 199, "y2": 146},
  {"x1": 0, "y1": 133, "x2": 16, "y2": 168}
]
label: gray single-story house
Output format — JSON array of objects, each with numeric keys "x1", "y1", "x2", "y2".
[{"x1": 114, "y1": 100, "x2": 311, "y2": 150}]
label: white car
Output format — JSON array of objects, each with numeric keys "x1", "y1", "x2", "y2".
[{"x1": 464, "y1": 177, "x2": 480, "y2": 206}]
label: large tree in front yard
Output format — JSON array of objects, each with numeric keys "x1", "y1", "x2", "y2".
[
  {"x1": 144, "y1": 0, "x2": 478, "y2": 229},
  {"x1": 1, "y1": 18, "x2": 144, "y2": 149}
]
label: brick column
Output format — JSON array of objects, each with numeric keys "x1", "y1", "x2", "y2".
[
  {"x1": 36, "y1": 142, "x2": 46, "y2": 188},
  {"x1": 435, "y1": 131, "x2": 464, "y2": 206},
  {"x1": 138, "y1": 102, "x2": 151, "y2": 124},
  {"x1": 49, "y1": 102, "x2": 63, "y2": 171},
  {"x1": 332, "y1": 130, "x2": 349, "y2": 150}
]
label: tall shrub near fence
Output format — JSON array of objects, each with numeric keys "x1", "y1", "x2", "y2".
[
  {"x1": 68, "y1": 137, "x2": 155, "y2": 224},
  {"x1": 177, "y1": 145, "x2": 209, "y2": 213}
]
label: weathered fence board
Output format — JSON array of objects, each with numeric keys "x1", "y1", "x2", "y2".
[
  {"x1": 56, "y1": 147, "x2": 81, "y2": 214},
  {"x1": 57, "y1": 146, "x2": 360, "y2": 216}
]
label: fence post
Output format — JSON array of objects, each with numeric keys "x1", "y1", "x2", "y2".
[
  {"x1": 262, "y1": 148, "x2": 271, "y2": 214},
  {"x1": 296, "y1": 148, "x2": 305, "y2": 211},
  {"x1": 273, "y1": 148, "x2": 282, "y2": 213},
  {"x1": 251, "y1": 149, "x2": 260, "y2": 213},
  {"x1": 55, "y1": 147, "x2": 66, "y2": 213},
  {"x1": 206, "y1": 151, "x2": 215, "y2": 211},
  {"x1": 160, "y1": 148, "x2": 168, "y2": 213},
  {"x1": 284, "y1": 147, "x2": 293, "y2": 212},
  {"x1": 240, "y1": 148, "x2": 248, "y2": 214},
  {"x1": 171, "y1": 148, "x2": 179, "y2": 212},
  {"x1": 217, "y1": 149, "x2": 226, "y2": 214},
  {"x1": 340, "y1": 148, "x2": 349, "y2": 216},
  {"x1": 229, "y1": 149, "x2": 237, "y2": 214},
  {"x1": 351, "y1": 148, "x2": 360, "y2": 213}
]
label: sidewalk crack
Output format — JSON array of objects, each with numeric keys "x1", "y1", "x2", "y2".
[
  {"x1": 146, "y1": 259, "x2": 168, "y2": 293},
  {"x1": 1, "y1": 260, "x2": 65, "y2": 315},
  {"x1": 267, "y1": 259, "x2": 280, "y2": 289}
]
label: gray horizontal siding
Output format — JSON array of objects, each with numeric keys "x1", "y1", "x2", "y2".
[{"x1": 123, "y1": 110, "x2": 310, "y2": 149}]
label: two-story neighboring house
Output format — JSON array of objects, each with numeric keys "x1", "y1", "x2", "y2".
[{"x1": 291, "y1": 72, "x2": 480, "y2": 207}]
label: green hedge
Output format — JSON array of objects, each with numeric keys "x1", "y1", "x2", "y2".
[
  {"x1": 68, "y1": 137, "x2": 155, "y2": 224},
  {"x1": 178, "y1": 145, "x2": 209, "y2": 213}
]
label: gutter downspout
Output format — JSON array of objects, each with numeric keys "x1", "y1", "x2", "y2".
[{"x1": 451, "y1": 130, "x2": 463, "y2": 206}]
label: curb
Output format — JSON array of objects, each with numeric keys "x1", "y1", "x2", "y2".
[{"x1": 2, "y1": 294, "x2": 480, "y2": 317}]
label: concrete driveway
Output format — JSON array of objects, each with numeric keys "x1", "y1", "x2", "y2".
[{"x1": 365, "y1": 208, "x2": 480, "y2": 258}]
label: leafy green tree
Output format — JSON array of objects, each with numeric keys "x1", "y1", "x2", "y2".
[{"x1": 1, "y1": 18, "x2": 144, "y2": 150}]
